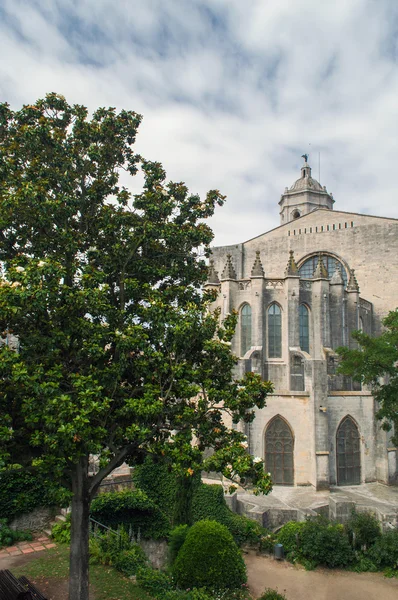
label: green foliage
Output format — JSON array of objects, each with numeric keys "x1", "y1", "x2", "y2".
[
  {"x1": 191, "y1": 484, "x2": 265, "y2": 546},
  {"x1": 133, "y1": 457, "x2": 178, "y2": 520},
  {"x1": 337, "y1": 308, "x2": 398, "y2": 445},
  {"x1": 173, "y1": 520, "x2": 247, "y2": 591},
  {"x1": 0, "y1": 468, "x2": 69, "y2": 522},
  {"x1": 0, "y1": 93, "x2": 274, "y2": 598},
  {"x1": 278, "y1": 518, "x2": 353, "y2": 568},
  {"x1": 136, "y1": 567, "x2": 174, "y2": 598},
  {"x1": 168, "y1": 524, "x2": 190, "y2": 565},
  {"x1": 259, "y1": 532, "x2": 278, "y2": 553},
  {"x1": 276, "y1": 521, "x2": 306, "y2": 555},
  {"x1": 258, "y1": 589, "x2": 288, "y2": 600},
  {"x1": 90, "y1": 489, "x2": 170, "y2": 539},
  {"x1": 368, "y1": 530, "x2": 398, "y2": 570},
  {"x1": 0, "y1": 518, "x2": 32, "y2": 547},
  {"x1": 345, "y1": 510, "x2": 381, "y2": 549},
  {"x1": 351, "y1": 556, "x2": 378, "y2": 573},
  {"x1": 51, "y1": 514, "x2": 71, "y2": 544},
  {"x1": 113, "y1": 545, "x2": 148, "y2": 576}
]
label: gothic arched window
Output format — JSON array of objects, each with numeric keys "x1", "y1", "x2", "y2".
[
  {"x1": 299, "y1": 304, "x2": 310, "y2": 353},
  {"x1": 299, "y1": 253, "x2": 348, "y2": 285},
  {"x1": 336, "y1": 416, "x2": 361, "y2": 485},
  {"x1": 265, "y1": 416, "x2": 294, "y2": 485},
  {"x1": 268, "y1": 303, "x2": 282, "y2": 358},
  {"x1": 240, "y1": 304, "x2": 252, "y2": 356}
]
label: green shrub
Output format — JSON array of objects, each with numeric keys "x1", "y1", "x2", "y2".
[
  {"x1": 259, "y1": 532, "x2": 278, "y2": 553},
  {"x1": 299, "y1": 518, "x2": 354, "y2": 568},
  {"x1": 191, "y1": 484, "x2": 265, "y2": 546},
  {"x1": 89, "y1": 525, "x2": 133, "y2": 565},
  {"x1": 351, "y1": 556, "x2": 378, "y2": 573},
  {"x1": 368, "y1": 530, "x2": 398, "y2": 570},
  {"x1": 258, "y1": 589, "x2": 288, "y2": 600},
  {"x1": 168, "y1": 524, "x2": 190, "y2": 565},
  {"x1": 277, "y1": 518, "x2": 354, "y2": 568},
  {"x1": 0, "y1": 468, "x2": 69, "y2": 523},
  {"x1": 51, "y1": 514, "x2": 71, "y2": 544},
  {"x1": 136, "y1": 566, "x2": 174, "y2": 598},
  {"x1": 90, "y1": 489, "x2": 170, "y2": 539},
  {"x1": 173, "y1": 520, "x2": 247, "y2": 591},
  {"x1": 277, "y1": 521, "x2": 306, "y2": 555},
  {"x1": 0, "y1": 518, "x2": 32, "y2": 547},
  {"x1": 345, "y1": 510, "x2": 381, "y2": 549},
  {"x1": 114, "y1": 545, "x2": 148, "y2": 576}
]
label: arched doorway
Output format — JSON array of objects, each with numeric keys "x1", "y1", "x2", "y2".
[
  {"x1": 265, "y1": 417, "x2": 294, "y2": 485},
  {"x1": 336, "y1": 416, "x2": 361, "y2": 485}
]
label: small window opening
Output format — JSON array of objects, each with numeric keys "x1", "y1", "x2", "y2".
[
  {"x1": 321, "y1": 225, "x2": 324, "y2": 232},
  {"x1": 333, "y1": 224, "x2": 336, "y2": 230},
  {"x1": 310, "y1": 227, "x2": 312, "y2": 233},
  {"x1": 339, "y1": 223, "x2": 341, "y2": 229},
  {"x1": 351, "y1": 221, "x2": 354, "y2": 227},
  {"x1": 288, "y1": 231, "x2": 290, "y2": 237},
  {"x1": 327, "y1": 225, "x2": 330, "y2": 231},
  {"x1": 345, "y1": 222, "x2": 348, "y2": 229}
]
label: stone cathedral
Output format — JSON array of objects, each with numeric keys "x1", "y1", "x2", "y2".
[{"x1": 206, "y1": 158, "x2": 398, "y2": 490}]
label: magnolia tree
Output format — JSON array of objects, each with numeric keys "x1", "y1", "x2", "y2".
[
  {"x1": 0, "y1": 94, "x2": 273, "y2": 600},
  {"x1": 337, "y1": 309, "x2": 398, "y2": 446}
]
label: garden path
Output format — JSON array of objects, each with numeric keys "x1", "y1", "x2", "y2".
[{"x1": 245, "y1": 552, "x2": 398, "y2": 600}]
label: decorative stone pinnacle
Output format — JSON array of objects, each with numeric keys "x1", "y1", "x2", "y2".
[
  {"x1": 206, "y1": 259, "x2": 220, "y2": 285},
  {"x1": 313, "y1": 254, "x2": 329, "y2": 279},
  {"x1": 221, "y1": 254, "x2": 237, "y2": 280},
  {"x1": 285, "y1": 250, "x2": 299, "y2": 276},
  {"x1": 251, "y1": 251, "x2": 265, "y2": 278},
  {"x1": 330, "y1": 265, "x2": 344, "y2": 285},
  {"x1": 346, "y1": 268, "x2": 359, "y2": 292}
]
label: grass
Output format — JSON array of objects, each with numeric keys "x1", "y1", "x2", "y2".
[{"x1": 13, "y1": 544, "x2": 152, "y2": 600}]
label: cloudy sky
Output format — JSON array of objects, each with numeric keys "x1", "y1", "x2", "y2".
[{"x1": 1, "y1": 0, "x2": 398, "y2": 246}]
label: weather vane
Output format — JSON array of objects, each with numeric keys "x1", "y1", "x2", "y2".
[{"x1": 301, "y1": 153, "x2": 308, "y2": 163}]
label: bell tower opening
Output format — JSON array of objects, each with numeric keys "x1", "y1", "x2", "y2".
[{"x1": 279, "y1": 155, "x2": 334, "y2": 225}]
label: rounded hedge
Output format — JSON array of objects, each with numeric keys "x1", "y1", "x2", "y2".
[{"x1": 173, "y1": 520, "x2": 247, "y2": 590}]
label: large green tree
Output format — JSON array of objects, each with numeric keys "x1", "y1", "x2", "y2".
[
  {"x1": 0, "y1": 94, "x2": 272, "y2": 600},
  {"x1": 337, "y1": 309, "x2": 398, "y2": 446}
]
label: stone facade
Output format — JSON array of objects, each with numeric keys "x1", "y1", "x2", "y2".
[{"x1": 207, "y1": 159, "x2": 398, "y2": 490}]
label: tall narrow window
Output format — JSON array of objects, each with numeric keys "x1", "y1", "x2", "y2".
[
  {"x1": 299, "y1": 304, "x2": 310, "y2": 353},
  {"x1": 268, "y1": 304, "x2": 282, "y2": 358},
  {"x1": 241, "y1": 304, "x2": 252, "y2": 356}
]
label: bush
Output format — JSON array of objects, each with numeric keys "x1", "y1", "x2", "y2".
[
  {"x1": 258, "y1": 589, "x2": 288, "y2": 600},
  {"x1": 277, "y1": 521, "x2": 306, "y2": 555},
  {"x1": 191, "y1": 484, "x2": 265, "y2": 546},
  {"x1": 114, "y1": 545, "x2": 148, "y2": 576},
  {"x1": 368, "y1": 530, "x2": 398, "y2": 570},
  {"x1": 51, "y1": 514, "x2": 71, "y2": 544},
  {"x1": 0, "y1": 468, "x2": 69, "y2": 523},
  {"x1": 173, "y1": 520, "x2": 247, "y2": 591},
  {"x1": 259, "y1": 532, "x2": 278, "y2": 553},
  {"x1": 168, "y1": 524, "x2": 190, "y2": 565},
  {"x1": 345, "y1": 510, "x2": 381, "y2": 549},
  {"x1": 0, "y1": 518, "x2": 32, "y2": 547},
  {"x1": 277, "y1": 518, "x2": 354, "y2": 568},
  {"x1": 299, "y1": 518, "x2": 354, "y2": 568},
  {"x1": 351, "y1": 556, "x2": 378, "y2": 573},
  {"x1": 136, "y1": 566, "x2": 174, "y2": 598},
  {"x1": 90, "y1": 489, "x2": 170, "y2": 539},
  {"x1": 89, "y1": 525, "x2": 133, "y2": 565}
]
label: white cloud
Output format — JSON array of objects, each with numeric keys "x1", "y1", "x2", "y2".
[{"x1": 1, "y1": 0, "x2": 398, "y2": 246}]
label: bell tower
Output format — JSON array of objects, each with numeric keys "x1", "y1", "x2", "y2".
[{"x1": 279, "y1": 156, "x2": 334, "y2": 224}]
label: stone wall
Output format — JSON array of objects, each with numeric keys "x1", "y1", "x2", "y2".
[{"x1": 9, "y1": 507, "x2": 56, "y2": 532}]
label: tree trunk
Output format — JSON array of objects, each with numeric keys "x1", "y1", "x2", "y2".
[{"x1": 69, "y1": 455, "x2": 90, "y2": 600}]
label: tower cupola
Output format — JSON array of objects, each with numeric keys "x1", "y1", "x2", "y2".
[{"x1": 279, "y1": 155, "x2": 334, "y2": 224}]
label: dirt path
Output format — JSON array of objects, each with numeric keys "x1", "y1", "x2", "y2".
[{"x1": 245, "y1": 553, "x2": 398, "y2": 600}]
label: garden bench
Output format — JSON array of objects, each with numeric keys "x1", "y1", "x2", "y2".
[{"x1": 0, "y1": 570, "x2": 47, "y2": 600}]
